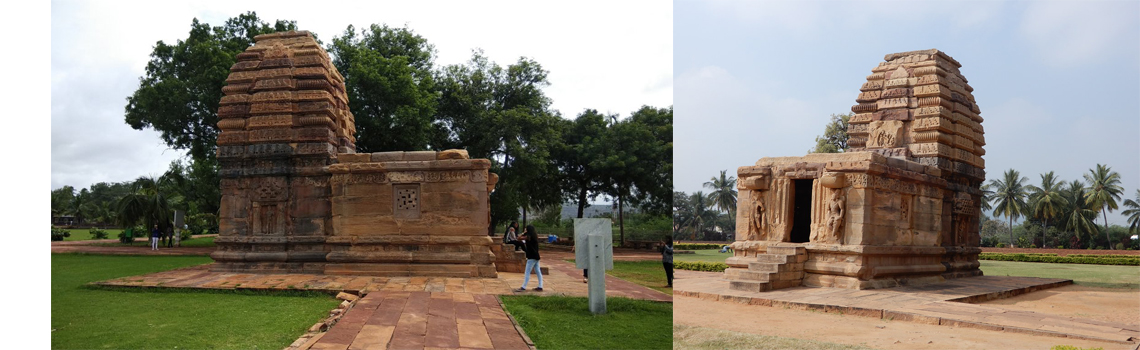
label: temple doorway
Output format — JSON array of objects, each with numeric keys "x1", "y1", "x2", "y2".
[{"x1": 790, "y1": 179, "x2": 813, "y2": 243}]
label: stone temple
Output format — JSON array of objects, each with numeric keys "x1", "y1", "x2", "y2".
[
  {"x1": 727, "y1": 49, "x2": 985, "y2": 291},
  {"x1": 210, "y1": 31, "x2": 500, "y2": 277}
]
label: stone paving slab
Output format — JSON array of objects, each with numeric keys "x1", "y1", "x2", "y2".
[
  {"x1": 309, "y1": 292, "x2": 531, "y2": 350},
  {"x1": 674, "y1": 269, "x2": 1139, "y2": 344}
]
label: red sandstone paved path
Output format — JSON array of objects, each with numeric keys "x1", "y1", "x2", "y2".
[{"x1": 310, "y1": 291, "x2": 530, "y2": 350}]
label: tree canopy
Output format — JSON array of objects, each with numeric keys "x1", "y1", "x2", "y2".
[
  {"x1": 809, "y1": 113, "x2": 851, "y2": 154},
  {"x1": 125, "y1": 12, "x2": 297, "y2": 161}
]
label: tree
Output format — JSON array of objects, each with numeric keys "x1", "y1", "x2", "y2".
[
  {"x1": 678, "y1": 191, "x2": 718, "y2": 240},
  {"x1": 434, "y1": 51, "x2": 563, "y2": 232},
  {"x1": 703, "y1": 170, "x2": 737, "y2": 215},
  {"x1": 328, "y1": 24, "x2": 440, "y2": 152},
  {"x1": 117, "y1": 176, "x2": 176, "y2": 237},
  {"x1": 1083, "y1": 164, "x2": 1124, "y2": 249},
  {"x1": 626, "y1": 106, "x2": 673, "y2": 217},
  {"x1": 553, "y1": 110, "x2": 609, "y2": 218},
  {"x1": 51, "y1": 186, "x2": 76, "y2": 218},
  {"x1": 125, "y1": 12, "x2": 297, "y2": 161},
  {"x1": 988, "y1": 169, "x2": 1029, "y2": 247},
  {"x1": 596, "y1": 107, "x2": 672, "y2": 246},
  {"x1": 1061, "y1": 180, "x2": 1098, "y2": 248},
  {"x1": 1026, "y1": 171, "x2": 1067, "y2": 248},
  {"x1": 1123, "y1": 189, "x2": 1140, "y2": 234},
  {"x1": 809, "y1": 113, "x2": 851, "y2": 153}
]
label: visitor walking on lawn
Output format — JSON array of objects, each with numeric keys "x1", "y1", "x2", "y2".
[
  {"x1": 516, "y1": 225, "x2": 543, "y2": 292},
  {"x1": 150, "y1": 225, "x2": 161, "y2": 251},
  {"x1": 662, "y1": 237, "x2": 673, "y2": 288}
]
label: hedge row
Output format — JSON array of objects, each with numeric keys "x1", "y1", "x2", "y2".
[
  {"x1": 979, "y1": 253, "x2": 1140, "y2": 266},
  {"x1": 674, "y1": 261, "x2": 728, "y2": 272},
  {"x1": 1065, "y1": 254, "x2": 1140, "y2": 259},
  {"x1": 674, "y1": 243, "x2": 723, "y2": 250}
]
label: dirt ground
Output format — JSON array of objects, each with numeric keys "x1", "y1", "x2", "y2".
[
  {"x1": 978, "y1": 285, "x2": 1140, "y2": 326},
  {"x1": 981, "y1": 247, "x2": 1140, "y2": 256},
  {"x1": 674, "y1": 291, "x2": 1137, "y2": 350}
]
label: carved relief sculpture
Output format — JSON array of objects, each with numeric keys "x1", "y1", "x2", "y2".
[{"x1": 749, "y1": 190, "x2": 766, "y2": 241}]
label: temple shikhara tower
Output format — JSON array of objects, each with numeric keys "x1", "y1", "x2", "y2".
[
  {"x1": 727, "y1": 49, "x2": 986, "y2": 291},
  {"x1": 210, "y1": 31, "x2": 499, "y2": 277}
]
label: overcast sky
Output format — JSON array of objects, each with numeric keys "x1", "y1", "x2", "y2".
[
  {"x1": 675, "y1": 0, "x2": 1139, "y2": 225},
  {"x1": 51, "y1": 0, "x2": 672, "y2": 192}
]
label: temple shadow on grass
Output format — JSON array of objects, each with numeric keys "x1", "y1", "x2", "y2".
[
  {"x1": 51, "y1": 253, "x2": 338, "y2": 350},
  {"x1": 673, "y1": 324, "x2": 877, "y2": 350},
  {"x1": 501, "y1": 295, "x2": 671, "y2": 350}
]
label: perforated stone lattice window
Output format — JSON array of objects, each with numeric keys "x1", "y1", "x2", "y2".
[{"x1": 393, "y1": 184, "x2": 421, "y2": 219}]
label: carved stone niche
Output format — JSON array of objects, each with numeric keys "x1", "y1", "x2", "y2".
[
  {"x1": 393, "y1": 183, "x2": 422, "y2": 219},
  {"x1": 867, "y1": 120, "x2": 904, "y2": 148},
  {"x1": 251, "y1": 177, "x2": 288, "y2": 235},
  {"x1": 819, "y1": 172, "x2": 846, "y2": 189}
]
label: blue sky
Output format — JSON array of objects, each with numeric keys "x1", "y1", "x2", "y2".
[{"x1": 674, "y1": 0, "x2": 1139, "y2": 225}]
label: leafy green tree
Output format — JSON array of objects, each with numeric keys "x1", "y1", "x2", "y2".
[
  {"x1": 434, "y1": 51, "x2": 563, "y2": 231},
  {"x1": 125, "y1": 12, "x2": 297, "y2": 161},
  {"x1": 51, "y1": 186, "x2": 76, "y2": 218},
  {"x1": 1061, "y1": 180, "x2": 1098, "y2": 248},
  {"x1": 596, "y1": 107, "x2": 672, "y2": 245},
  {"x1": 808, "y1": 113, "x2": 851, "y2": 153},
  {"x1": 117, "y1": 176, "x2": 176, "y2": 236},
  {"x1": 988, "y1": 169, "x2": 1029, "y2": 247},
  {"x1": 1027, "y1": 171, "x2": 1067, "y2": 248},
  {"x1": 553, "y1": 110, "x2": 610, "y2": 218},
  {"x1": 1083, "y1": 164, "x2": 1124, "y2": 249},
  {"x1": 1123, "y1": 189, "x2": 1140, "y2": 234},
  {"x1": 678, "y1": 191, "x2": 718, "y2": 240},
  {"x1": 703, "y1": 170, "x2": 737, "y2": 215},
  {"x1": 328, "y1": 24, "x2": 439, "y2": 152}
]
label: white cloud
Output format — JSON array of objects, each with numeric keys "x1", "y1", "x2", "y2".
[{"x1": 1019, "y1": 0, "x2": 1138, "y2": 67}]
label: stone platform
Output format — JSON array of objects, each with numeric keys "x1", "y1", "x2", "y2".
[
  {"x1": 675, "y1": 270, "x2": 1137, "y2": 344},
  {"x1": 92, "y1": 259, "x2": 672, "y2": 302}
]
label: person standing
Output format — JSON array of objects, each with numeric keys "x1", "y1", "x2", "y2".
[
  {"x1": 662, "y1": 237, "x2": 674, "y2": 288},
  {"x1": 516, "y1": 225, "x2": 544, "y2": 292},
  {"x1": 150, "y1": 225, "x2": 161, "y2": 251}
]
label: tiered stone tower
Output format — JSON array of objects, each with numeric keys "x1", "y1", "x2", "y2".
[
  {"x1": 210, "y1": 31, "x2": 498, "y2": 277},
  {"x1": 725, "y1": 49, "x2": 985, "y2": 291}
]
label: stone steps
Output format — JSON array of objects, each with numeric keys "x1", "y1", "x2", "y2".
[{"x1": 726, "y1": 245, "x2": 808, "y2": 292}]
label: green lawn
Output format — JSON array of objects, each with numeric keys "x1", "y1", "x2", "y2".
[
  {"x1": 610, "y1": 260, "x2": 673, "y2": 295},
  {"x1": 566, "y1": 259, "x2": 673, "y2": 295},
  {"x1": 501, "y1": 295, "x2": 671, "y2": 350},
  {"x1": 674, "y1": 249, "x2": 732, "y2": 263},
  {"x1": 62, "y1": 228, "x2": 123, "y2": 241},
  {"x1": 94, "y1": 236, "x2": 215, "y2": 248},
  {"x1": 52, "y1": 254, "x2": 339, "y2": 349},
  {"x1": 980, "y1": 260, "x2": 1140, "y2": 289},
  {"x1": 674, "y1": 324, "x2": 876, "y2": 350}
]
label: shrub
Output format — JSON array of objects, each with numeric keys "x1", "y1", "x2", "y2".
[
  {"x1": 1057, "y1": 245, "x2": 1064, "y2": 249},
  {"x1": 996, "y1": 243, "x2": 1005, "y2": 248},
  {"x1": 674, "y1": 261, "x2": 728, "y2": 272},
  {"x1": 180, "y1": 229, "x2": 193, "y2": 241},
  {"x1": 674, "y1": 243, "x2": 723, "y2": 250},
  {"x1": 51, "y1": 227, "x2": 70, "y2": 241},
  {"x1": 88, "y1": 229, "x2": 109, "y2": 240},
  {"x1": 1029, "y1": 244, "x2": 1037, "y2": 248},
  {"x1": 1115, "y1": 243, "x2": 1124, "y2": 250},
  {"x1": 978, "y1": 253, "x2": 1140, "y2": 266}
]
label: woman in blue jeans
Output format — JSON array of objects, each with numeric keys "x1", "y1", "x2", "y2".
[{"x1": 515, "y1": 225, "x2": 543, "y2": 292}]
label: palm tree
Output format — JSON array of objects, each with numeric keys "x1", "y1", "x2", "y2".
[
  {"x1": 980, "y1": 182, "x2": 995, "y2": 214},
  {"x1": 1026, "y1": 171, "x2": 1067, "y2": 248},
  {"x1": 703, "y1": 170, "x2": 738, "y2": 216},
  {"x1": 1062, "y1": 180, "x2": 1097, "y2": 249},
  {"x1": 680, "y1": 191, "x2": 718, "y2": 240},
  {"x1": 1084, "y1": 164, "x2": 1124, "y2": 249},
  {"x1": 1123, "y1": 189, "x2": 1140, "y2": 235},
  {"x1": 117, "y1": 176, "x2": 175, "y2": 240},
  {"x1": 988, "y1": 169, "x2": 1029, "y2": 247}
]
